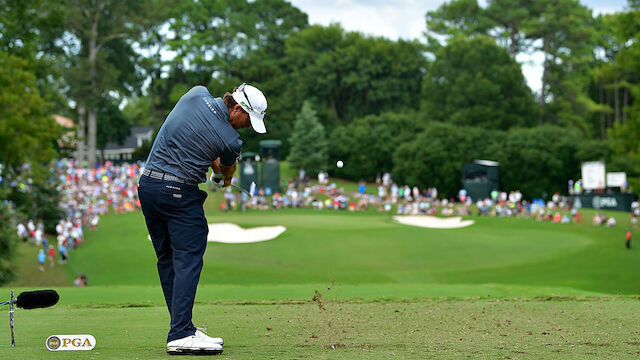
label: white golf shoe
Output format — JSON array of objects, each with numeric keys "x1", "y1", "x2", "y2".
[
  {"x1": 166, "y1": 334, "x2": 223, "y2": 355},
  {"x1": 195, "y1": 328, "x2": 224, "y2": 345}
]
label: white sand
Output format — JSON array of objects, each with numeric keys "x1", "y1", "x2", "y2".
[
  {"x1": 393, "y1": 215, "x2": 474, "y2": 229},
  {"x1": 206, "y1": 223, "x2": 286, "y2": 243},
  {"x1": 147, "y1": 223, "x2": 286, "y2": 244}
]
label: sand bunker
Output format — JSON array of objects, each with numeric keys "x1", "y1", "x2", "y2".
[
  {"x1": 206, "y1": 223, "x2": 286, "y2": 243},
  {"x1": 393, "y1": 215, "x2": 474, "y2": 229},
  {"x1": 147, "y1": 223, "x2": 286, "y2": 244}
]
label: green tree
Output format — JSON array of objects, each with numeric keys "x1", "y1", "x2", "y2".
[
  {"x1": 392, "y1": 122, "x2": 495, "y2": 197},
  {"x1": 145, "y1": 0, "x2": 307, "y2": 155},
  {"x1": 590, "y1": 14, "x2": 624, "y2": 140},
  {"x1": 0, "y1": 0, "x2": 66, "y2": 76},
  {"x1": 489, "y1": 125, "x2": 584, "y2": 198},
  {"x1": 168, "y1": 0, "x2": 306, "y2": 85},
  {"x1": 284, "y1": 25, "x2": 426, "y2": 129},
  {"x1": 485, "y1": 0, "x2": 536, "y2": 55},
  {"x1": 607, "y1": 113, "x2": 640, "y2": 191},
  {"x1": 133, "y1": 3, "x2": 176, "y2": 131},
  {"x1": 595, "y1": 4, "x2": 640, "y2": 190},
  {"x1": 0, "y1": 53, "x2": 60, "y2": 168},
  {"x1": 96, "y1": 97, "x2": 131, "y2": 162},
  {"x1": 421, "y1": 36, "x2": 538, "y2": 130},
  {"x1": 329, "y1": 111, "x2": 425, "y2": 181},
  {"x1": 122, "y1": 96, "x2": 153, "y2": 126},
  {"x1": 287, "y1": 102, "x2": 327, "y2": 175},
  {"x1": 425, "y1": 0, "x2": 492, "y2": 40},
  {"x1": 393, "y1": 123, "x2": 595, "y2": 198},
  {"x1": 63, "y1": 0, "x2": 163, "y2": 167},
  {"x1": 0, "y1": 0, "x2": 66, "y2": 165},
  {"x1": 0, "y1": 185, "x2": 18, "y2": 285},
  {"x1": 524, "y1": 0, "x2": 595, "y2": 127},
  {"x1": 210, "y1": 0, "x2": 309, "y2": 155},
  {"x1": 0, "y1": 0, "x2": 66, "y2": 284},
  {"x1": 10, "y1": 166, "x2": 63, "y2": 234}
]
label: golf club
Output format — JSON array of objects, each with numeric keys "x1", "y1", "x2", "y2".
[
  {"x1": 230, "y1": 182, "x2": 255, "y2": 198},
  {"x1": 211, "y1": 173, "x2": 255, "y2": 198}
]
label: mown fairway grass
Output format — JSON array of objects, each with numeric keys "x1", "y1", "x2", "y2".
[
  {"x1": 31, "y1": 207, "x2": 640, "y2": 294},
  {"x1": 2, "y1": 295, "x2": 640, "y2": 359},
  {"x1": 3, "y1": 202, "x2": 639, "y2": 358}
]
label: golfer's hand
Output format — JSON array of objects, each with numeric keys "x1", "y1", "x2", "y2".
[
  {"x1": 212, "y1": 158, "x2": 236, "y2": 188},
  {"x1": 210, "y1": 173, "x2": 224, "y2": 188}
]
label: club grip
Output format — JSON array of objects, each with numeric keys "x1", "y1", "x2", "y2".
[{"x1": 209, "y1": 173, "x2": 224, "y2": 188}]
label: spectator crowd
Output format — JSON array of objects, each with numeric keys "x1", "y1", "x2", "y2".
[
  {"x1": 13, "y1": 162, "x2": 638, "y2": 277},
  {"x1": 216, "y1": 170, "x2": 637, "y2": 230},
  {"x1": 16, "y1": 159, "x2": 142, "y2": 280}
]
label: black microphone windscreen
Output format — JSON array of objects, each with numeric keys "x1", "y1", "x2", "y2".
[{"x1": 16, "y1": 290, "x2": 59, "y2": 309}]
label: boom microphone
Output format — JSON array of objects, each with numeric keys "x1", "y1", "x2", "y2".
[{"x1": 15, "y1": 290, "x2": 59, "y2": 309}]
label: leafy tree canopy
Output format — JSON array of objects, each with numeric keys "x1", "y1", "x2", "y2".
[
  {"x1": 287, "y1": 101, "x2": 328, "y2": 176},
  {"x1": 392, "y1": 122, "x2": 495, "y2": 197},
  {"x1": 425, "y1": 0, "x2": 492, "y2": 40},
  {"x1": 330, "y1": 111, "x2": 425, "y2": 182},
  {"x1": 0, "y1": 53, "x2": 60, "y2": 168},
  {"x1": 284, "y1": 25, "x2": 427, "y2": 128},
  {"x1": 422, "y1": 36, "x2": 538, "y2": 130}
]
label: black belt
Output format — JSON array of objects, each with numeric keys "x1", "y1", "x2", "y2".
[{"x1": 142, "y1": 169, "x2": 197, "y2": 185}]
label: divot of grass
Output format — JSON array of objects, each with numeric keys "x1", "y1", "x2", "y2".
[{"x1": 70, "y1": 302, "x2": 156, "y2": 309}]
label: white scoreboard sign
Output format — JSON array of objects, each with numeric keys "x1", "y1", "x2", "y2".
[
  {"x1": 581, "y1": 161, "x2": 606, "y2": 190},
  {"x1": 606, "y1": 172, "x2": 626, "y2": 187}
]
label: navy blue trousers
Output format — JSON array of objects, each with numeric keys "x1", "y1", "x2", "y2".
[{"x1": 138, "y1": 175, "x2": 209, "y2": 342}]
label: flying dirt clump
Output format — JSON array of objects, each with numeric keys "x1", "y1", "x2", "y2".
[{"x1": 312, "y1": 290, "x2": 325, "y2": 311}]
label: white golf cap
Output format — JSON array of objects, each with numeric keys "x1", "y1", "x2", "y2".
[{"x1": 232, "y1": 83, "x2": 268, "y2": 133}]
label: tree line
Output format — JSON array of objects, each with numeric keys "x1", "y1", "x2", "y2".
[{"x1": 1, "y1": 0, "x2": 639, "y2": 199}]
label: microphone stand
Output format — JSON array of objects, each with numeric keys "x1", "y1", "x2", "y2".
[{"x1": 9, "y1": 290, "x2": 15, "y2": 347}]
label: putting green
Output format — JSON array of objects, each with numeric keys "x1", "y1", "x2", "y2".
[{"x1": 10, "y1": 207, "x2": 634, "y2": 296}]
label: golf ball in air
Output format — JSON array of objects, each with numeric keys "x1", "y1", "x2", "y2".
[{"x1": 337, "y1": 160, "x2": 344, "y2": 168}]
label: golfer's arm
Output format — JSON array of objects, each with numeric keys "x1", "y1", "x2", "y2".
[
  {"x1": 211, "y1": 158, "x2": 222, "y2": 174},
  {"x1": 220, "y1": 162, "x2": 237, "y2": 180}
]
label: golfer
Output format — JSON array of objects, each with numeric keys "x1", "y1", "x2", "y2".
[{"x1": 138, "y1": 84, "x2": 267, "y2": 355}]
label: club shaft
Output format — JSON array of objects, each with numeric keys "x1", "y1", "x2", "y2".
[{"x1": 231, "y1": 184, "x2": 251, "y2": 196}]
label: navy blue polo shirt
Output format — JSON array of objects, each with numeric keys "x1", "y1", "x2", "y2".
[{"x1": 145, "y1": 86, "x2": 242, "y2": 183}]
